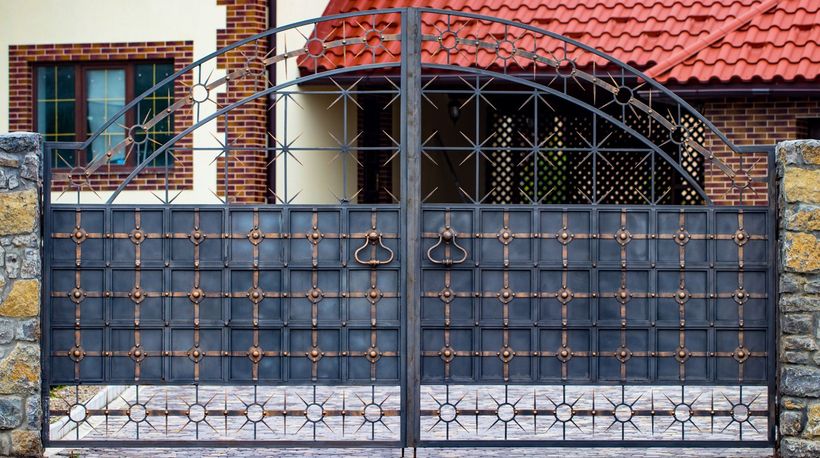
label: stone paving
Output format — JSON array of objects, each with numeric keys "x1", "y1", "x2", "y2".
[{"x1": 48, "y1": 446, "x2": 773, "y2": 457}]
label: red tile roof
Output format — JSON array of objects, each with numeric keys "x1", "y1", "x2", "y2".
[{"x1": 303, "y1": 0, "x2": 820, "y2": 84}]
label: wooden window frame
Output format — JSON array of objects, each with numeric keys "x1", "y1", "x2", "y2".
[{"x1": 33, "y1": 60, "x2": 173, "y2": 170}]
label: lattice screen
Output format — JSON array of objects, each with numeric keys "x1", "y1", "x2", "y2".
[{"x1": 488, "y1": 99, "x2": 705, "y2": 205}]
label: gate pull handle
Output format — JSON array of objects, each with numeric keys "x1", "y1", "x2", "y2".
[
  {"x1": 427, "y1": 227, "x2": 468, "y2": 266},
  {"x1": 354, "y1": 230, "x2": 395, "y2": 266}
]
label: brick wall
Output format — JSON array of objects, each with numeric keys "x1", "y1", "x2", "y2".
[
  {"x1": 216, "y1": 0, "x2": 269, "y2": 203},
  {"x1": 8, "y1": 41, "x2": 194, "y2": 192},
  {"x1": 703, "y1": 97, "x2": 820, "y2": 206}
]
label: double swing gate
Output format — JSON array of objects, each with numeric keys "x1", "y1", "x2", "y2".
[{"x1": 43, "y1": 8, "x2": 776, "y2": 448}]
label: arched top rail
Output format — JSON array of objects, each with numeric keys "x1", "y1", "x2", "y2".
[{"x1": 46, "y1": 7, "x2": 768, "y2": 206}]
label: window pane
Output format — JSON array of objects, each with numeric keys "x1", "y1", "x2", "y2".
[
  {"x1": 86, "y1": 69, "x2": 126, "y2": 164},
  {"x1": 36, "y1": 66, "x2": 76, "y2": 166},
  {"x1": 135, "y1": 63, "x2": 175, "y2": 166},
  {"x1": 57, "y1": 66, "x2": 76, "y2": 99}
]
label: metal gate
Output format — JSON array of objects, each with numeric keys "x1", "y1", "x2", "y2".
[{"x1": 42, "y1": 8, "x2": 776, "y2": 448}]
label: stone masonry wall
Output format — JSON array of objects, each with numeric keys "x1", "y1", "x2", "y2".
[
  {"x1": 778, "y1": 139, "x2": 820, "y2": 457},
  {"x1": 0, "y1": 133, "x2": 42, "y2": 456}
]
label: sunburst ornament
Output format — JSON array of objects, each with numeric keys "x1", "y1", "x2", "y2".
[{"x1": 354, "y1": 386, "x2": 393, "y2": 439}]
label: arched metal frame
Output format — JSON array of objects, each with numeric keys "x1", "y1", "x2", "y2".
[
  {"x1": 46, "y1": 7, "x2": 764, "y2": 206},
  {"x1": 42, "y1": 8, "x2": 776, "y2": 448},
  {"x1": 419, "y1": 64, "x2": 712, "y2": 204}
]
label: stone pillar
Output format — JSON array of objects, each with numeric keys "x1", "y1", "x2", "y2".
[
  {"x1": 778, "y1": 139, "x2": 820, "y2": 457},
  {"x1": 0, "y1": 133, "x2": 42, "y2": 456}
]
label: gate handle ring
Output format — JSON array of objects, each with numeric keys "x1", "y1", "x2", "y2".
[
  {"x1": 353, "y1": 230, "x2": 395, "y2": 266},
  {"x1": 426, "y1": 227, "x2": 468, "y2": 266}
]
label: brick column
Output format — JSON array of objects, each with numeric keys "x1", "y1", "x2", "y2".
[
  {"x1": 0, "y1": 133, "x2": 42, "y2": 456},
  {"x1": 216, "y1": 0, "x2": 270, "y2": 203},
  {"x1": 778, "y1": 139, "x2": 820, "y2": 457}
]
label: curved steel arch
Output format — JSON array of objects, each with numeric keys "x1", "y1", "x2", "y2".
[
  {"x1": 57, "y1": 6, "x2": 760, "y2": 206},
  {"x1": 104, "y1": 62, "x2": 401, "y2": 204},
  {"x1": 109, "y1": 60, "x2": 715, "y2": 205},
  {"x1": 75, "y1": 7, "x2": 407, "y2": 153},
  {"x1": 421, "y1": 63, "x2": 712, "y2": 204}
]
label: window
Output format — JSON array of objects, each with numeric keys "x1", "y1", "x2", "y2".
[{"x1": 35, "y1": 62, "x2": 174, "y2": 168}]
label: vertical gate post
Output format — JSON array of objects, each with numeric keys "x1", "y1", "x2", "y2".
[
  {"x1": 777, "y1": 139, "x2": 820, "y2": 457},
  {"x1": 401, "y1": 6, "x2": 422, "y2": 449},
  {"x1": 0, "y1": 133, "x2": 43, "y2": 456}
]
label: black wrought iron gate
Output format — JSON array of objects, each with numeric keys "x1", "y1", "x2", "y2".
[{"x1": 42, "y1": 8, "x2": 776, "y2": 449}]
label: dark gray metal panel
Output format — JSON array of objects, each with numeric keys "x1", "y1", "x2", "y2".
[
  {"x1": 47, "y1": 206, "x2": 403, "y2": 385},
  {"x1": 417, "y1": 206, "x2": 771, "y2": 386}
]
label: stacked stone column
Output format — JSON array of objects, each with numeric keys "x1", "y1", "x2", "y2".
[
  {"x1": 778, "y1": 139, "x2": 820, "y2": 457},
  {"x1": 0, "y1": 133, "x2": 42, "y2": 456}
]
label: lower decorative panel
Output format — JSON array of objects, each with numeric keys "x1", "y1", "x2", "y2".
[
  {"x1": 49, "y1": 385, "x2": 401, "y2": 443},
  {"x1": 419, "y1": 384, "x2": 767, "y2": 442}
]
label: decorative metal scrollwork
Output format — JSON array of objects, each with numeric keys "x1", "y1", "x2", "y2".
[
  {"x1": 129, "y1": 287, "x2": 145, "y2": 304},
  {"x1": 734, "y1": 228, "x2": 750, "y2": 246},
  {"x1": 615, "y1": 227, "x2": 632, "y2": 245},
  {"x1": 675, "y1": 346, "x2": 691, "y2": 364},
  {"x1": 733, "y1": 346, "x2": 750, "y2": 363},
  {"x1": 353, "y1": 229, "x2": 395, "y2": 266},
  {"x1": 426, "y1": 227, "x2": 468, "y2": 266},
  {"x1": 68, "y1": 287, "x2": 85, "y2": 304},
  {"x1": 70, "y1": 227, "x2": 87, "y2": 244}
]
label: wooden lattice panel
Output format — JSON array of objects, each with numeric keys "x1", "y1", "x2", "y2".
[{"x1": 488, "y1": 99, "x2": 706, "y2": 205}]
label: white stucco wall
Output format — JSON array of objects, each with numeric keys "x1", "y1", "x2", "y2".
[{"x1": 275, "y1": 0, "x2": 354, "y2": 204}]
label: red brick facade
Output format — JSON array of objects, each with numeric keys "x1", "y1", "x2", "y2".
[
  {"x1": 703, "y1": 96, "x2": 820, "y2": 206},
  {"x1": 216, "y1": 0, "x2": 269, "y2": 203},
  {"x1": 8, "y1": 41, "x2": 194, "y2": 192}
]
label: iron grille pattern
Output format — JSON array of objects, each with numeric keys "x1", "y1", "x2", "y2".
[
  {"x1": 420, "y1": 208, "x2": 769, "y2": 384},
  {"x1": 49, "y1": 207, "x2": 401, "y2": 384},
  {"x1": 417, "y1": 207, "x2": 771, "y2": 442}
]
